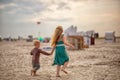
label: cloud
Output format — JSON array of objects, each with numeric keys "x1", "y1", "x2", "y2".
[
  {"x1": 56, "y1": 2, "x2": 71, "y2": 10},
  {"x1": 0, "y1": 0, "x2": 49, "y2": 15},
  {"x1": 0, "y1": 0, "x2": 15, "y2": 4},
  {"x1": 0, "y1": 2, "x2": 17, "y2": 9},
  {"x1": 16, "y1": 0, "x2": 47, "y2": 12},
  {"x1": 0, "y1": 0, "x2": 73, "y2": 23},
  {"x1": 1, "y1": 0, "x2": 120, "y2": 25},
  {"x1": 7, "y1": 9, "x2": 17, "y2": 14},
  {"x1": 42, "y1": 17, "x2": 73, "y2": 22},
  {"x1": 69, "y1": 0, "x2": 88, "y2": 2}
]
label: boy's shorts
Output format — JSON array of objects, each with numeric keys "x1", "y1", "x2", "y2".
[{"x1": 32, "y1": 63, "x2": 40, "y2": 71}]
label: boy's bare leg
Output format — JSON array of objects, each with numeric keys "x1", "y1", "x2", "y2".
[
  {"x1": 33, "y1": 71, "x2": 37, "y2": 76},
  {"x1": 56, "y1": 65, "x2": 61, "y2": 77},
  {"x1": 31, "y1": 69, "x2": 36, "y2": 76},
  {"x1": 31, "y1": 69, "x2": 35, "y2": 76},
  {"x1": 61, "y1": 62, "x2": 68, "y2": 74}
]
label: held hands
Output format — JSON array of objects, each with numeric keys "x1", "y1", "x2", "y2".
[{"x1": 50, "y1": 46, "x2": 56, "y2": 55}]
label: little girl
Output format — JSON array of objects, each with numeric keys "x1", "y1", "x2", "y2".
[{"x1": 51, "y1": 26, "x2": 75, "y2": 77}]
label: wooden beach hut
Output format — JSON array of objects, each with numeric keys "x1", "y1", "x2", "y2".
[
  {"x1": 105, "y1": 31, "x2": 116, "y2": 42},
  {"x1": 67, "y1": 35, "x2": 84, "y2": 50}
]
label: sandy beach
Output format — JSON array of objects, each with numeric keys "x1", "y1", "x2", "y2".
[{"x1": 0, "y1": 39, "x2": 120, "y2": 80}]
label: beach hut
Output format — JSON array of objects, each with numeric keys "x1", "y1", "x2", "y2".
[
  {"x1": 18, "y1": 36, "x2": 23, "y2": 40},
  {"x1": 26, "y1": 35, "x2": 33, "y2": 42},
  {"x1": 68, "y1": 35, "x2": 84, "y2": 50},
  {"x1": 64, "y1": 25, "x2": 77, "y2": 36},
  {"x1": 64, "y1": 26, "x2": 96, "y2": 49},
  {"x1": 105, "y1": 31, "x2": 116, "y2": 42},
  {"x1": 86, "y1": 30, "x2": 95, "y2": 45},
  {"x1": 77, "y1": 30, "x2": 95, "y2": 46},
  {"x1": 64, "y1": 25, "x2": 84, "y2": 50},
  {"x1": 94, "y1": 33, "x2": 99, "y2": 38},
  {"x1": 76, "y1": 31, "x2": 89, "y2": 48}
]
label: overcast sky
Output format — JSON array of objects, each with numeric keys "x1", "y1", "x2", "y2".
[{"x1": 0, "y1": 0, "x2": 120, "y2": 38}]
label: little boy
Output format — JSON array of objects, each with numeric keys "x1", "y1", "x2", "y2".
[{"x1": 30, "y1": 40, "x2": 54, "y2": 76}]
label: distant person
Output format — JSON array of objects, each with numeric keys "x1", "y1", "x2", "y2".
[
  {"x1": 51, "y1": 26, "x2": 75, "y2": 77},
  {"x1": 30, "y1": 40, "x2": 54, "y2": 76}
]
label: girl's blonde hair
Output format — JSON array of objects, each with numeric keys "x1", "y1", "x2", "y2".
[{"x1": 51, "y1": 26, "x2": 63, "y2": 46}]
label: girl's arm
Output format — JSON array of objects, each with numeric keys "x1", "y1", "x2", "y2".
[
  {"x1": 63, "y1": 36, "x2": 75, "y2": 49},
  {"x1": 50, "y1": 46, "x2": 56, "y2": 55}
]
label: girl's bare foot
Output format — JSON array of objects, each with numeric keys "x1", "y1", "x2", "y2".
[
  {"x1": 61, "y1": 69, "x2": 68, "y2": 74},
  {"x1": 56, "y1": 75, "x2": 61, "y2": 77},
  {"x1": 34, "y1": 74, "x2": 39, "y2": 76}
]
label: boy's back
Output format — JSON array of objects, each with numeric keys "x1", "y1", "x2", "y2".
[
  {"x1": 30, "y1": 48, "x2": 51, "y2": 64},
  {"x1": 31, "y1": 48, "x2": 41, "y2": 64}
]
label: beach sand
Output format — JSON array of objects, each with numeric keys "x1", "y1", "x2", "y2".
[{"x1": 0, "y1": 39, "x2": 120, "y2": 80}]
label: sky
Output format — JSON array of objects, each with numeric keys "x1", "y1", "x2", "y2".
[{"x1": 0, "y1": 0, "x2": 120, "y2": 38}]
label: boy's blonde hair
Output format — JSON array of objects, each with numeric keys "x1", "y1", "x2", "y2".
[
  {"x1": 51, "y1": 26, "x2": 63, "y2": 47},
  {"x1": 33, "y1": 40, "x2": 40, "y2": 46}
]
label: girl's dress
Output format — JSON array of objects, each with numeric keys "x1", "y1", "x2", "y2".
[{"x1": 53, "y1": 39, "x2": 69, "y2": 65}]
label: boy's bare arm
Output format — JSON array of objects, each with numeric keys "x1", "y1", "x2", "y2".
[
  {"x1": 30, "y1": 50, "x2": 33, "y2": 55},
  {"x1": 39, "y1": 46, "x2": 55, "y2": 55},
  {"x1": 40, "y1": 50, "x2": 51, "y2": 55}
]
